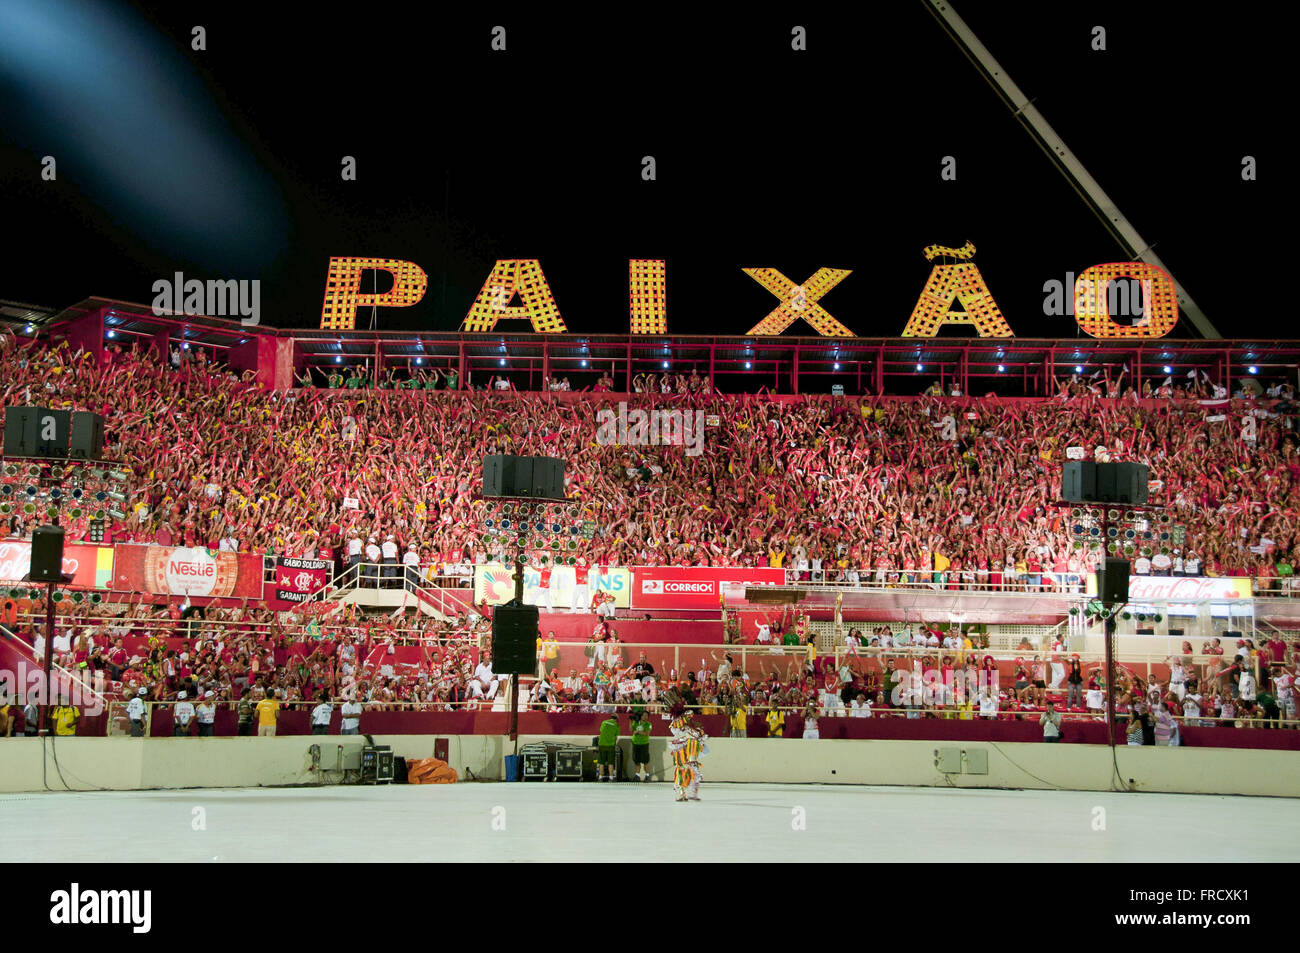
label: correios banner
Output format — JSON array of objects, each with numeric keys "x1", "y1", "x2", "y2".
[
  {"x1": 632, "y1": 566, "x2": 786, "y2": 610},
  {"x1": 474, "y1": 563, "x2": 631, "y2": 608},
  {"x1": 1085, "y1": 574, "x2": 1252, "y2": 602},
  {"x1": 112, "y1": 544, "x2": 264, "y2": 599},
  {"x1": 0, "y1": 540, "x2": 114, "y2": 589}
]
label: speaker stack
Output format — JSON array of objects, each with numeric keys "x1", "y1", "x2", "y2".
[
  {"x1": 492, "y1": 603, "x2": 540, "y2": 675},
  {"x1": 482, "y1": 454, "x2": 565, "y2": 500}
]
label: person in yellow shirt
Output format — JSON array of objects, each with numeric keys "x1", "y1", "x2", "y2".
[
  {"x1": 256, "y1": 691, "x2": 281, "y2": 737},
  {"x1": 728, "y1": 698, "x2": 748, "y2": 738},
  {"x1": 765, "y1": 701, "x2": 786, "y2": 738},
  {"x1": 53, "y1": 704, "x2": 79, "y2": 736},
  {"x1": 768, "y1": 544, "x2": 786, "y2": 568}
]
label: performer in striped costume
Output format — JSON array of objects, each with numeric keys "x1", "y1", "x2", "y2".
[{"x1": 666, "y1": 692, "x2": 708, "y2": 802}]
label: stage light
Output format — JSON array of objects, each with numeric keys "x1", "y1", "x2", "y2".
[
  {"x1": 415, "y1": 357, "x2": 423, "y2": 365},
  {"x1": 107, "y1": 330, "x2": 116, "y2": 338},
  {"x1": 1248, "y1": 365, "x2": 1258, "y2": 374},
  {"x1": 1074, "y1": 365, "x2": 1083, "y2": 374},
  {"x1": 23, "y1": 324, "x2": 33, "y2": 334},
  {"x1": 662, "y1": 361, "x2": 669, "y2": 369},
  {"x1": 499, "y1": 358, "x2": 506, "y2": 366},
  {"x1": 997, "y1": 364, "x2": 1005, "y2": 373},
  {"x1": 833, "y1": 362, "x2": 840, "y2": 371},
  {"x1": 580, "y1": 359, "x2": 588, "y2": 367},
  {"x1": 182, "y1": 342, "x2": 190, "y2": 350},
  {"x1": 1162, "y1": 365, "x2": 1172, "y2": 374},
  {"x1": 915, "y1": 363, "x2": 923, "y2": 372},
  {"x1": 744, "y1": 361, "x2": 751, "y2": 369},
  {"x1": 335, "y1": 355, "x2": 342, "y2": 363}
]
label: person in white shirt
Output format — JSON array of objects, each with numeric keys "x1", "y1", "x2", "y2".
[
  {"x1": 311, "y1": 695, "x2": 334, "y2": 735},
  {"x1": 196, "y1": 691, "x2": 216, "y2": 736},
  {"x1": 380, "y1": 534, "x2": 399, "y2": 588},
  {"x1": 363, "y1": 537, "x2": 382, "y2": 586},
  {"x1": 849, "y1": 694, "x2": 872, "y2": 718},
  {"x1": 470, "y1": 656, "x2": 500, "y2": 701},
  {"x1": 402, "y1": 543, "x2": 421, "y2": 588},
  {"x1": 978, "y1": 688, "x2": 999, "y2": 720},
  {"x1": 345, "y1": 532, "x2": 363, "y2": 583},
  {"x1": 173, "y1": 691, "x2": 195, "y2": 736},
  {"x1": 340, "y1": 695, "x2": 363, "y2": 735},
  {"x1": 126, "y1": 688, "x2": 147, "y2": 737},
  {"x1": 1238, "y1": 668, "x2": 1257, "y2": 702},
  {"x1": 1151, "y1": 551, "x2": 1172, "y2": 576},
  {"x1": 1133, "y1": 554, "x2": 1152, "y2": 575}
]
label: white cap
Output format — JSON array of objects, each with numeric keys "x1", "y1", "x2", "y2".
[
  {"x1": 205, "y1": 691, "x2": 214, "y2": 698},
  {"x1": 368, "y1": 537, "x2": 376, "y2": 543},
  {"x1": 177, "y1": 691, "x2": 187, "y2": 700}
]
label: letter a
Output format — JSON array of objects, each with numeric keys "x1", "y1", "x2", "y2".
[
  {"x1": 461, "y1": 259, "x2": 567, "y2": 333},
  {"x1": 902, "y1": 242, "x2": 1013, "y2": 337}
]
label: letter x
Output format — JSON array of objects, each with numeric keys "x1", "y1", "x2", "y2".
[{"x1": 743, "y1": 268, "x2": 853, "y2": 336}]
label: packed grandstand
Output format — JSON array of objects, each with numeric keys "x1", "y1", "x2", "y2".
[{"x1": 0, "y1": 325, "x2": 1297, "y2": 744}]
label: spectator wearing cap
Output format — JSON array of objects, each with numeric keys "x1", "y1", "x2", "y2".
[
  {"x1": 340, "y1": 692, "x2": 363, "y2": 735},
  {"x1": 196, "y1": 691, "x2": 216, "y2": 736},
  {"x1": 345, "y1": 532, "x2": 363, "y2": 585},
  {"x1": 402, "y1": 542, "x2": 421, "y2": 588},
  {"x1": 127, "y1": 687, "x2": 147, "y2": 737},
  {"x1": 173, "y1": 691, "x2": 195, "y2": 736},
  {"x1": 310, "y1": 692, "x2": 333, "y2": 735},
  {"x1": 381, "y1": 534, "x2": 399, "y2": 588},
  {"x1": 364, "y1": 536, "x2": 382, "y2": 587}
]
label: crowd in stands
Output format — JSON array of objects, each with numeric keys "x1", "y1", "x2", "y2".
[{"x1": 3, "y1": 333, "x2": 1299, "y2": 594}]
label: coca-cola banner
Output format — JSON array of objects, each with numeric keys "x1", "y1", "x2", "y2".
[
  {"x1": 0, "y1": 541, "x2": 115, "y2": 589},
  {"x1": 112, "y1": 544, "x2": 264, "y2": 599},
  {"x1": 631, "y1": 566, "x2": 785, "y2": 610},
  {"x1": 1085, "y1": 573, "x2": 1251, "y2": 602},
  {"x1": 269, "y1": 556, "x2": 332, "y2": 609}
]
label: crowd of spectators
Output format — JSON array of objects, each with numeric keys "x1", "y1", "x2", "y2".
[{"x1": 3, "y1": 334, "x2": 1298, "y2": 592}]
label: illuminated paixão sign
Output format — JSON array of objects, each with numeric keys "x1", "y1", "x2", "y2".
[{"x1": 318, "y1": 245, "x2": 1180, "y2": 339}]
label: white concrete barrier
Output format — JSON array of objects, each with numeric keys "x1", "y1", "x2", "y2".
[{"x1": 1, "y1": 736, "x2": 1296, "y2": 797}]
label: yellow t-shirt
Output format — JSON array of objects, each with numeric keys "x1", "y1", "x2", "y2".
[
  {"x1": 933, "y1": 552, "x2": 951, "y2": 573},
  {"x1": 730, "y1": 706, "x2": 748, "y2": 730},
  {"x1": 768, "y1": 551, "x2": 785, "y2": 568},
  {"x1": 54, "y1": 707, "x2": 78, "y2": 735},
  {"x1": 766, "y1": 709, "x2": 785, "y2": 735},
  {"x1": 256, "y1": 698, "x2": 280, "y2": 727}
]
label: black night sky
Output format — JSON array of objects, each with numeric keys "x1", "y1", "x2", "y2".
[{"x1": 0, "y1": 1, "x2": 1284, "y2": 339}]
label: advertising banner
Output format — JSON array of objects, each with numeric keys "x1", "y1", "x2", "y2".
[
  {"x1": 269, "y1": 556, "x2": 332, "y2": 609},
  {"x1": 0, "y1": 540, "x2": 114, "y2": 589},
  {"x1": 631, "y1": 566, "x2": 785, "y2": 610},
  {"x1": 112, "y1": 544, "x2": 265, "y2": 599},
  {"x1": 474, "y1": 563, "x2": 631, "y2": 608},
  {"x1": 1084, "y1": 573, "x2": 1251, "y2": 602}
]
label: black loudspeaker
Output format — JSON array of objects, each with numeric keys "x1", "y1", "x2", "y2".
[
  {"x1": 69, "y1": 411, "x2": 104, "y2": 460},
  {"x1": 1068, "y1": 461, "x2": 1150, "y2": 504},
  {"x1": 482, "y1": 455, "x2": 504, "y2": 497},
  {"x1": 1111, "y1": 462, "x2": 1149, "y2": 504},
  {"x1": 3, "y1": 406, "x2": 40, "y2": 458},
  {"x1": 532, "y1": 457, "x2": 564, "y2": 500},
  {"x1": 29, "y1": 526, "x2": 66, "y2": 583},
  {"x1": 482, "y1": 455, "x2": 566, "y2": 500},
  {"x1": 1062, "y1": 461, "x2": 1096, "y2": 502},
  {"x1": 1100, "y1": 557, "x2": 1129, "y2": 605},
  {"x1": 492, "y1": 603, "x2": 539, "y2": 674},
  {"x1": 33, "y1": 408, "x2": 71, "y2": 458}
]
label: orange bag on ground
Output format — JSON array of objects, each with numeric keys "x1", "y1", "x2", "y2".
[{"x1": 407, "y1": 758, "x2": 458, "y2": 784}]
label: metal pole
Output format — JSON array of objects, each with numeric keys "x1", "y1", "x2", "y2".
[
  {"x1": 1104, "y1": 611, "x2": 1116, "y2": 749},
  {"x1": 509, "y1": 541, "x2": 524, "y2": 748},
  {"x1": 42, "y1": 580, "x2": 55, "y2": 735}
]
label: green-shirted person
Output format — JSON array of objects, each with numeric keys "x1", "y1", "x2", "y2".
[
  {"x1": 444, "y1": 367, "x2": 459, "y2": 391},
  {"x1": 327, "y1": 368, "x2": 343, "y2": 389},
  {"x1": 630, "y1": 709, "x2": 653, "y2": 782},
  {"x1": 345, "y1": 368, "x2": 365, "y2": 389},
  {"x1": 597, "y1": 712, "x2": 621, "y2": 782},
  {"x1": 423, "y1": 369, "x2": 439, "y2": 390}
]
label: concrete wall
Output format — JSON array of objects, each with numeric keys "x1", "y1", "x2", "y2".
[{"x1": 2, "y1": 736, "x2": 1297, "y2": 798}]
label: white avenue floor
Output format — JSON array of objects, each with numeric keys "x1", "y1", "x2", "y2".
[{"x1": 2, "y1": 782, "x2": 1294, "y2": 863}]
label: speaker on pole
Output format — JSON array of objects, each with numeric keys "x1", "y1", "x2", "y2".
[
  {"x1": 1062, "y1": 461, "x2": 1096, "y2": 503},
  {"x1": 28, "y1": 526, "x2": 67, "y2": 583},
  {"x1": 69, "y1": 411, "x2": 104, "y2": 460},
  {"x1": 491, "y1": 602, "x2": 539, "y2": 675},
  {"x1": 1101, "y1": 557, "x2": 1129, "y2": 605}
]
